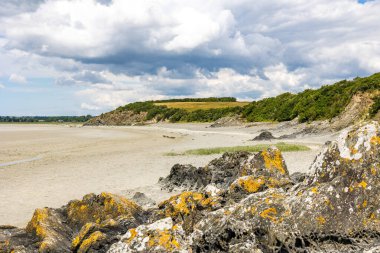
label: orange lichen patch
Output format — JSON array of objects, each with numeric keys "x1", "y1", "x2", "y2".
[
  {"x1": 26, "y1": 207, "x2": 72, "y2": 252},
  {"x1": 316, "y1": 216, "x2": 326, "y2": 225},
  {"x1": 26, "y1": 208, "x2": 49, "y2": 238},
  {"x1": 357, "y1": 181, "x2": 368, "y2": 189},
  {"x1": 67, "y1": 192, "x2": 142, "y2": 227},
  {"x1": 311, "y1": 187, "x2": 319, "y2": 194},
  {"x1": 72, "y1": 223, "x2": 98, "y2": 250},
  {"x1": 123, "y1": 228, "x2": 138, "y2": 243},
  {"x1": 370, "y1": 136, "x2": 380, "y2": 145},
  {"x1": 262, "y1": 149, "x2": 286, "y2": 175},
  {"x1": 146, "y1": 230, "x2": 181, "y2": 251},
  {"x1": 77, "y1": 231, "x2": 106, "y2": 253},
  {"x1": 232, "y1": 176, "x2": 265, "y2": 193},
  {"x1": 158, "y1": 191, "x2": 218, "y2": 219},
  {"x1": 260, "y1": 208, "x2": 279, "y2": 223},
  {"x1": 350, "y1": 148, "x2": 359, "y2": 155}
]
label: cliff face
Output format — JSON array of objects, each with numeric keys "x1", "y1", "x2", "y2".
[
  {"x1": 84, "y1": 111, "x2": 150, "y2": 126},
  {"x1": 1, "y1": 122, "x2": 380, "y2": 253}
]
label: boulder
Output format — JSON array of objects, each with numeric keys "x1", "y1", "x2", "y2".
[
  {"x1": 191, "y1": 122, "x2": 380, "y2": 252},
  {"x1": 67, "y1": 192, "x2": 144, "y2": 230},
  {"x1": 252, "y1": 131, "x2": 276, "y2": 141},
  {"x1": 26, "y1": 208, "x2": 72, "y2": 252},
  {"x1": 107, "y1": 218, "x2": 190, "y2": 253}
]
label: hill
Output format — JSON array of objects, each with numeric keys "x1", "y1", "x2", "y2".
[{"x1": 85, "y1": 73, "x2": 380, "y2": 126}]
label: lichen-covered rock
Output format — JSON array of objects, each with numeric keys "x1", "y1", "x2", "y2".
[
  {"x1": 26, "y1": 208, "x2": 72, "y2": 252},
  {"x1": 1, "y1": 193, "x2": 145, "y2": 253},
  {"x1": 107, "y1": 218, "x2": 189, "y2": 253},
  {"x1": 191, "y1": 122, "x2": 380, "y2": 252},
  {"x1": 0, "y1": 226, "x2": 38, "y2": 253},
  {"x1": 156, "y1": 191, "x2": 222, "y2": 234},
  {"x1": 67, "y1": 192, "x2": 144, "y2": 230},
  {"x1": 159, "y1": 164, "x2": 209, "y2": 191},
  {"x1": 161, "y1": 148, "x2": 292, "y2": 195}
]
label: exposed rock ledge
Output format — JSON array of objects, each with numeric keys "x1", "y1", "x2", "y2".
[{"x1": 1, "y1": 121, "x2": 380, "y2": 253}]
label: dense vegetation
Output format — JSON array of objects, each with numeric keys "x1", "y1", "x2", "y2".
[
  {"x1": 243, "y1": 73, "x2": 380, "y2": 122},
  {"x1": 0, "y1": 115, "x2": 93, "y2": 123},
  {"x1": 370, "y1": 95, "x2": 380, "y2": 117},
  {"x1": 153, "y1": 97, "x2": 236, "y2": 103},
  {"x1": 112, "y1": 73, "x2": 380, "y2": 123},
  {"x1": 116, "y1": 101, "x2": 242, "y2": 122}
]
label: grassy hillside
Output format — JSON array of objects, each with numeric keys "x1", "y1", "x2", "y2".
[
  {"x1": 116, "y1": 99, "x2": 243, "y2": 122},
  {"x1": 91, "y1": 73, "x2": 380, "y2": 125},
  {"x1": 156, "y1": 101, "x2": 250, "y2": 112},
  {"x1": 243, "y1": 73, "x2": 380, "y2": 122}
]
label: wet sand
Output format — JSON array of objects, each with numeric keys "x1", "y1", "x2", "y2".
[{"x1": 0, "y1": 123, "x2": 335, "y2": 227}]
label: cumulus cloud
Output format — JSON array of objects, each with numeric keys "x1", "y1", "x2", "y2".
[
  {"x1": 0, "y1": 0, "x2": 380, "y2": 112},
  {"x1": 9, "y1": 73, "x2": 27, "y2": 84}
]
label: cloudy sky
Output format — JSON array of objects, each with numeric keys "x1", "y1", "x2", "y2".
[{"x1": 0, "y1": 0, "x2": 380, "y2": 116}]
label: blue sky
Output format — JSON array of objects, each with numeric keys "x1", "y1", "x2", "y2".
[{"x1": 1, "y1": 0, "x2": 380, "y2": 116}]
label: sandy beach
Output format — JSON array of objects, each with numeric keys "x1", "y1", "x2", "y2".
[{"x1": 0, "y1": 123, "x2": 335, "y2": 227}]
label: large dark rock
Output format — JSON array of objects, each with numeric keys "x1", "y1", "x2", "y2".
[
  {"x1": 253, "y1": 131, "x2": 276, "y2": 141},
  {"x1": 191, "y1": 122, "x2": 380, "y2": 252}
]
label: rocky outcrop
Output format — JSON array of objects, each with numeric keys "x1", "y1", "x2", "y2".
[
  {"x1": 209, "y1": 116, "x2": 245, "y2": 128},
  {"x1": 191, "y1": 121, "x2": 380, "y2": 252},
  {"x1": 1, "y1": 193, "x2": 146, "y2": 253},
  {"x1": 2, "y1": 122, "x2": 380, "y2": 253},
  {"x1": 253, "y1": 131, "x2": 276, "y2": 140},
  {"x1": 84, "y1": 111, "x2": 148, "y2": 126}
]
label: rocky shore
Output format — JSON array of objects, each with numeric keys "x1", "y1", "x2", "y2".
[{"x1": 1, "y1": 121, "x2": 380, "y2": 252}]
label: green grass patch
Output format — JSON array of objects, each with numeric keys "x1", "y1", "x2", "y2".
[{"x1": 165, "y1": 142, "x2": 310, "y2": 156}]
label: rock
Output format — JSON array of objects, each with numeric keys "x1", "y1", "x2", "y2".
[
  {"x1": 26, "y1": 208, "x2": 72, "y2": 252},
  {"x1": 107, "y1": 218, "x2": 190, "y2": 253},
  {"x1": 131, "y1": 192, "x2": 156, "y2": 208},
  {"x1": 0, "y1": 226, "x2": 38, "y2": 253},
  {"x1": 67, "y1": 192, "x2": 144, "y2": 230},
  {"x1": 252, "y1": 131, "x2": 276, "y2": 141},
  {"x1": 209, "y1": 116, "x2": 244, "y2": 128},
  {"x1": 1, "y1": 193, "x2": 145, "y2": 253},
  {"x1": 156, "y1": 191, "x2": 222, "y2": 233},
  {"x1": 160, "y1": 148, "x2": 292, "y2": 200},
  {"x1": 289, "y1": 172, "x2": 307, "y2": 183},
  {"x1": 191, "y1": 121, "x2": 380, "y2": 252},
  {"x1": 159, "y1": 164, "x2": 208, "y2": 191}
]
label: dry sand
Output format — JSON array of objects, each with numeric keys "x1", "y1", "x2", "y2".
[{"x1": 0, "y1": 123, "x2": 336, "y2": 227}]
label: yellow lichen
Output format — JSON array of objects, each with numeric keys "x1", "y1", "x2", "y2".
[
  {"x1": 262, "y1": 149, "x2": 286, "y2": 175},
  {"x1": 235, "y1": 176, "x2": 265, "y2": 193},
  {"x1": 26, "y1": 208, "x2": 49, "y2": 238},
  {"x1": 77, "y1": 231, "x2": 106, "y2": 253},
  {"x1": 125, "y1": 228, "x2": 137, "y2": 243},
  {"x1": 67, "y1": 192, "x2": 141, "y2": 227},
  {"x1": 158, "y1": 191, "x2": 217, "y2": 219},
  {"x1": 260, "y1": 208, "x2": 278, "y2": 222},
  {"x1": 370, "y1": 136, "x2": 380, "y2": 145},
  {"x1": 311, "y1": 187, "x2": 318, "y2": 194},
  {"x1": 357, "y1": 181, "x2": 368, "y2": 189},
  {"x1": 146, "y1": 230, "x2": 180, "y2": 251},
  {"x1": 371, "y1": 166, "x2": 377, "y2": 176},
  {"x1": 316, "y1": 216, "x2": 326, "y2": 225},
  {"x1": 72, "y1": 223, "x2": 96, "y2": 249}
]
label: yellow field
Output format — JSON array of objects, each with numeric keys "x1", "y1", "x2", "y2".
[{"x1": 155, "y1": 102, "x2": 250, "y2": 112}]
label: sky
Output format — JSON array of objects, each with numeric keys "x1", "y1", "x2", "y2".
[{"x1": 0, "y1": 0, "x2": 380, "y2": 116}]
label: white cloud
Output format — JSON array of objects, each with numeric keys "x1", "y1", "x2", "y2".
[
  {"x1": 9, "y1": 73, "x2": 27, "y2": 84},
  {"x1": 80, "y1": 103, "x2": 101, "y2": 111},
  {"x1": 1, "y1": 0, "x2": 380, "y2": 114},
  {"x1": 0, "y1": 83, "x2": 5, "y2": 89}
]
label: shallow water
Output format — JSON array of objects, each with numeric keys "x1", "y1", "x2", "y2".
[{"x1": 0, "y1": 156, "x2": 42, "y2": 167}]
